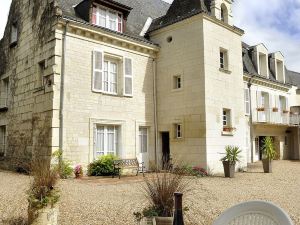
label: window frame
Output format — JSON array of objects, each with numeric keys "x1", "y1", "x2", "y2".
[
  {"x1": 94, "y1": 5, "x2": 123, "y2": 33},
  {"x1": 223, "y1": 109, "x2": 231, "y2": 127},
  {"x1": 95, "y1": 125, "x2": 118, "y2": 157},
  {"x1": 175, "y1": 124, "x2": 183, "y2": 139},
  {"x1": 0, "y1": 125, "x2": 7, "y2": 157},
  {"x1": 219, "y1": 48, "x2": 228, "y2": 70},
  {"x1": 103, "y1": 60, "x2": 118, "y2": 95},
  {"x1": 139, "y1": 127, "x2": 148, "y2": 153},
  {"x1": 173, "y1": 75, "x2": 182, "y2": 90},
  {"x1": 10, "y1": 22, "x2": 18, "y2": 46}
]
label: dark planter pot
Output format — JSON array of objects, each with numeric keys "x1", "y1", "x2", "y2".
[
  {"x1": 222, "y1": 161, "x2": 235, "y2": 178},
  {"x1": 262, "y1": 159, "x2": 272, "y2": 173}
]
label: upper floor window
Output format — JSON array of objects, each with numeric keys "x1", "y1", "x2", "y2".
[
  {"x1": 244, "y1": 88, "x2": 250, "y2": 115},
  {"x1": 10, "y1": 22, "x2": 18, "y2": 46},
  {"x1": 173, "y1": 75, "x2": 182, "y2": 89},
  {"x1": 220, "y1": 49, "x2": 228, "y2": 70},
  {"x1": 175, "y1": 124, "x2": 182, "y2": 139},
  {"x1": 92, "y1": 50, "x2": 133, "y2": 96},
  {"x1": 223, "y1": 109, "x2": 231, "y2": 127},
  {"x1": 0, "y1": 78, "x2": 9, "y2": 109},
  {"x1": 92, "y1": 6, "x2": 123, "y2": 33}
]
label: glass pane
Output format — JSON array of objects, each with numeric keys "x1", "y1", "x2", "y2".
[
  {"x1": 143, "y1": 135, "x2": 147, "y2": 153},
  {"x1": 94, "y1": 71, "x2": 102, "y2": 90}
]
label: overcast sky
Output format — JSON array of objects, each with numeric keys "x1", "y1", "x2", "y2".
[{"x1": 0, "y1": 0, "x2": 299, "y2": 71}]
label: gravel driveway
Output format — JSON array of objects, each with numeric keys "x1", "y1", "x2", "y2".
[{"x1": 1, "y1": 161, "x2": 300, "y2": 225}]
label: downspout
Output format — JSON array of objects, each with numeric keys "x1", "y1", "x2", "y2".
[
  {"x1": 152, "y1": 58, "x2": 158, "y2": 166},
  {"x1": 59, "y1": 21, "x2": 68, "y2": 157},
  {"x1": 248, "y1": 76, "x2": 254, "y2": 163}
]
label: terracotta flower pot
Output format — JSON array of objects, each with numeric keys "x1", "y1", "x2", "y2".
[
  {"x1": 222, "y1": 161, "x2": 235, "y2": 178},
  {"x1": 262, "y1": 159, "x2": 272, "y2": 173},
  {"x1": 154, "y1": 217, "x2": 173, "y2": 225}
]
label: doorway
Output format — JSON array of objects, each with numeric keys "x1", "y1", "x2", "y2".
[
  {"x1": 161, "y1": 132, "x2": 170, "y2": 169},
  {"x1": 258, "y1": 136, "x2": 266, "y2": 160}
]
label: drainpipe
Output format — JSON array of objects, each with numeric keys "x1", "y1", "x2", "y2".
[
  {"x1": 59, "y1": 21, "x2": 68, "y2": 157},
  {"x1": 152, "y1": 58, "x2": 158, "y2": 166},
  {"x1": 248, "y1": 76, "x2": 254, "y2": 163}
]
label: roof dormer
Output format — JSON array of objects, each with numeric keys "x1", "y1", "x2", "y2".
[
  {"x1": 250, "y1": 43, "x2": 269, "y2": 78},
  {"x1": 269, "y1": 52, "x2": 285, "y2": 83},
  {"x1": 75, "y1": 0, "x2": 132, "y2": 33},
  {"x1": 211, "y1": 0, "x2": 233, "y2": 26}
]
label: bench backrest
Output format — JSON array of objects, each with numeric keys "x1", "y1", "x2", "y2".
[{"x1": 114, "y1": 158, "x2": 139, "y2": 167}]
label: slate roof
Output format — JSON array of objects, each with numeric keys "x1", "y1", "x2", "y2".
[
  {"x1": 242, "y1": 42, "x2": 300, "y2": 87},
  {"x1": 57, "y1": 0, "x2": 170, "y2": 42},
  {"x1": 149, "y1": 0, "x2": 211, "y2": 32}
]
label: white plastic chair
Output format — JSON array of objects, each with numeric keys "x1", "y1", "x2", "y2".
[{"x1": 213, "y1": 200, "x2": 294, "y2": 225}]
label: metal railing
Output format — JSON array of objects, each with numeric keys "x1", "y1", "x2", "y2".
[
  {"x1": 253, "y1": 108, "x2": 300, "y2": 126},
  {"x1": 0, "y1": 97, "x2": 8, "y2": 108}
]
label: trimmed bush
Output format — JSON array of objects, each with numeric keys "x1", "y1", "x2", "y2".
[{"x1": 88, "y1": 154, "x2": 118, "y2": 176}]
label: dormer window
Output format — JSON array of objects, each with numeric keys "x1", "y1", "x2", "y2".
[{"x1": 92, "y1": 6, "x2": 123, "y2": 33}]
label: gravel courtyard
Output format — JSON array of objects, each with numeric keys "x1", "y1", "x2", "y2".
[{"x1": 1, "y1": 160, "x2": 300, "y2": 225}]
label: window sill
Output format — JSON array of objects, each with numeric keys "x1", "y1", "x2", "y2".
[
  {"x1": 9, "y1": 41, "x2": 18, "y2": 48},
  {"x1": 219, "y1": 68, "x2": 232, "y2": 74},
  {"x1": 171, "y1": 88, "x2": 183, "y2": 93},
  {"x1": 222, "y1": 131, "x2": 234, "y2": 136},
  {"x1": 92, "y1": 90, "x2": 133, "y2": 98}
]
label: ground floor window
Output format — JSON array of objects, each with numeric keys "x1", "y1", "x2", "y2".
[
  {"x1": 139, "y1": 127, "x2": 148, "y2": 153},
  {"x1": 0, "y1": 126, "x2": 7, "y2": 156},
  {"x1": 95, "y1": 125, "x2": 118, "y2": 157}
]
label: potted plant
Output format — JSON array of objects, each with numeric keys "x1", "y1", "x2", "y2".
[
  {"x1": 74, "y1": 165, "x2": 83, "y2": 178},
  {"x1": 138, "y1": 168, "x2": 190, "y2": 225},
  {"x1": 223, "y1": 127, "x2": 236, "y2": 132},
  {"x1": 28, "y1": 159, "x2": 60, "y2": 225},
  {"x1": 283, "y1": 109, "x2": 289, "y2": 114},
  {"x1": 272, "y1": 107, "x2": 279, "y2": 112},
  {"x1": 262, "y1": 136, "x2": 276, "y2": 173},
  {"x1": 220, "y1": 146, "x2": 241, "y2": 178}
]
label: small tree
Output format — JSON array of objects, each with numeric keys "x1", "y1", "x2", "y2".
[{"x1": 262, "y1": 137, "x2": 276, "y2": 160}]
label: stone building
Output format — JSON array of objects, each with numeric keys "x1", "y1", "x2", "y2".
[{"x1": 0, "y1": 0, "x2": 300, "y2": 173}]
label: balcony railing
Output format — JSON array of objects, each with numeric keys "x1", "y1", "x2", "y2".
[
  {"x1": 253, "y1": 108, "x2": 300, "y2": 126},
  {"x1": 0, "y1": 97, "x2": 8, "y2": 109}
]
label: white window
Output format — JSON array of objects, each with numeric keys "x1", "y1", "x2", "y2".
[
  {"x1": 173, "y1": 75, "x2": 182, "y2": 89},
  {"x1": 139, "y1": 127, "x2": 148, "y2": 153},
  {"x1": 0, "y1": 126, "x2": 7, "y2": 156},
  {"x1": 95, "y1": 125, "x2": 118, "y2": 157},
  {"x1": 175, "y1": 124, "x2": 182, "y2": 139},
  {"x1": 220, "y1": 49, "x2": 228, "y2": 70},
  {"x1": 93, "y1": 51, "x2": 133, "y2": 96},
  {"x1": 93, "y1": 6, "x2": 123, "y2": 32},
  {"x1": 223, "y1": 109, "x2": 231, "y2": 126},
  {"x1": 124, "y1": 58, "x2": 133, "y2": 96},
  {"x1": 10, "y1": 23, "x2": 18, "y2": 44},
  {"x1": 104, "y1": 60, "x2": 118, "y2": 94},
  {"x1": 244, "y1": 88, "x2": 250, "y2": 115}
]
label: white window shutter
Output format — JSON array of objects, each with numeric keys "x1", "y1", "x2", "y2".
[
  {"x1": 93, "y1": 124, "x2": 97, "y2": 160},
  {"x1": 269, "y1": 94, "x2": 273, "y2": 108},
  {"x1": 256, "y1": 90, "x2": 262, "y2": 108},
  {"x1": 274, "y1": 94, "x2": 279, "y2": 108},
  {"x1": 286, "y1": 97, "x2": 289, "y2": 110},
  {"x1": 124, "y1": 58, "x2": 133, "y2": 96},
  {"x1": 92, "y1": 50, "x2": 103, "y2": 92}
]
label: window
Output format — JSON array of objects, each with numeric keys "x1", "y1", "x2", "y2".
[
  {"x1": 0, "y1": 126, "x2": 7, "y2": 157},
  {"x1": 10, "y1": 22, "x2": 18, "y2": 45},
  {"x1": 244, "y1": 88, "x2": 250, "y2": 115},
  {"x1": 220, "y1": 49, "x2": 228, "y2": 70},
  {"x1": 0, "y1": 78, "x2": 9, "y2": 108},
  {"x1": 259, "y1": 53, "x2": 268, "y2": 76},
  {"x1": 104, "y1": 60, "x2": 118, "y2": 94},
  {"x1": 93, "y1": 50, "x2": 133, "y2": 96},
  {"x1": 92, "y1": 6, "x2": 123, "y2": 32},
  {"x1": 220, "y1": 4, "x2": 228, "y2": 23},
  {"x1": 223, "y1": 109, "x2": 231, "y2": 127},
  {"x1": 95, "y1": 125, "x2": 118, "y2": 157},
  {"x1": 175, "y1": 124, "x2": 182, "y2": 139},
  {"x1": 173, "y1": 75, "x2": 182, "y2": 89},
  {"x1": 124, "y1": 58, "x2": 133, "y2": 96},
  {"x1": 37, "y1": 60, "x2": 46, "y2": 87},
  {"x1": 139, "y1": 127, "x2": 148, "y2": 153}
]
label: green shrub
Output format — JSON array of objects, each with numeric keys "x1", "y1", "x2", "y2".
[
  {"x1": 52, "y1": 150, "x2": 73, "y2": 179},
  {"x1": 88, "y1": 154, "x2": 118, "y2": 176}
]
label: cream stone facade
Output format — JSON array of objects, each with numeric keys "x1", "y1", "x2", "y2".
[{"x1": 1, "y1": 0, "x2": 300, "y2": 173}]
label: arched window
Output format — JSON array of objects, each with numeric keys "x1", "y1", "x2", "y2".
[{"x1": 220, "y1": 4, "x2": 228, "y2": 23}]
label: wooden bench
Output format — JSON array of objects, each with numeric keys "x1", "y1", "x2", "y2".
[{"x1": 112, "y1": 158, "x2": 145, "y2": 179}]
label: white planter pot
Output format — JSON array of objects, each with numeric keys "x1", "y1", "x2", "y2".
[
  {"x1": 30, "y1": 205, "x2": 59, "y2": 225},
  {"x1": 154, "y1": 217, "x2": 173, "y2": 225},
  {"x1": 142, "y1": 217, "x2": 154, "y2": 225}
]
